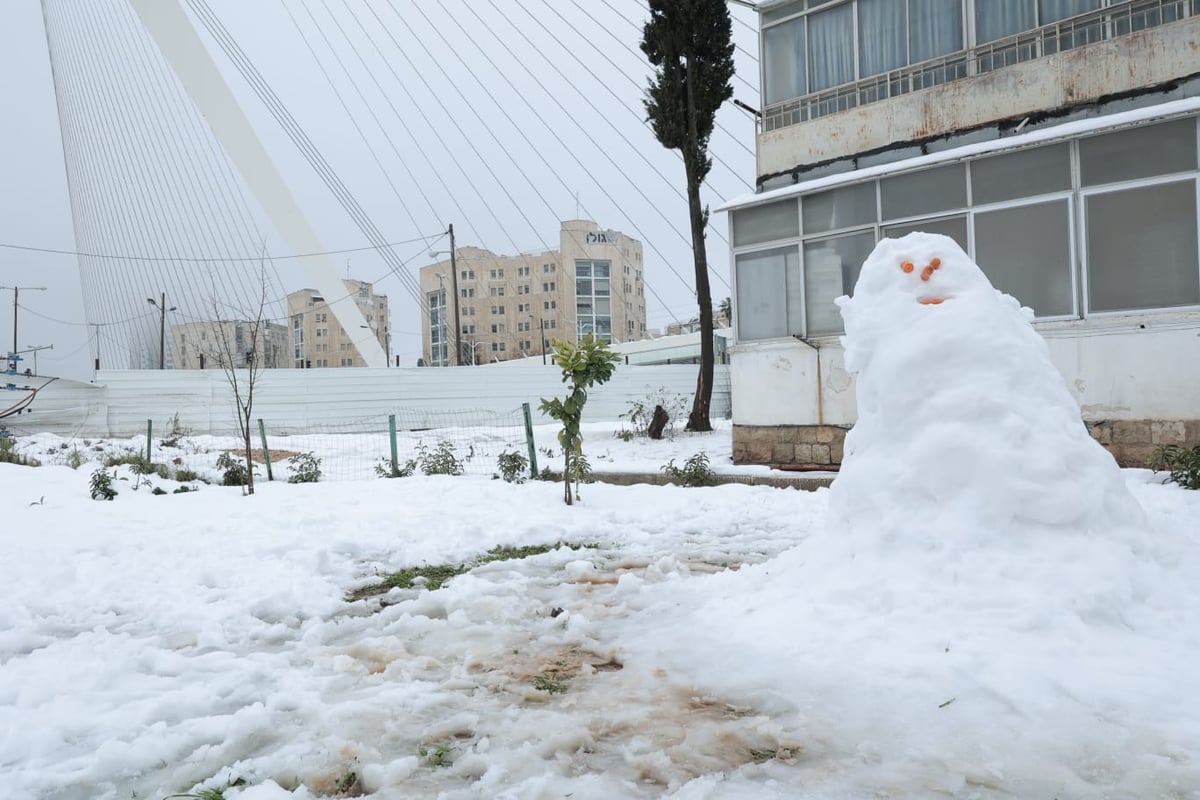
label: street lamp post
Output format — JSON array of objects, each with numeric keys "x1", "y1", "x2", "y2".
[
  {"x1": 146, "y1": 293, "x2": 177, "y2": 369},
  {"x1": 1, "y1": 285, "x2": 47, "y2": 357}
]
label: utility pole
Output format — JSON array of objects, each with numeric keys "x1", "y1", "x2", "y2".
[
  {"x1": 448, "y1": 223, "x2": 461, "y2": 366},
  {"x1": 146, "y1": 292, "x2": 177, "y2": 369},
  {"x1": 1, "y1": 286, "x2": 47, "y2": 356}
]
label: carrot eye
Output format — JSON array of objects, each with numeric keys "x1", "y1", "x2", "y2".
[{"x1": 901, "y1": 261, "x2": 915, "y2": 273}]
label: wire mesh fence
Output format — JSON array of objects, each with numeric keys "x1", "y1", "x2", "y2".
[{"x1": 258, "y1": 405, "x2": 535, "y2": 483}]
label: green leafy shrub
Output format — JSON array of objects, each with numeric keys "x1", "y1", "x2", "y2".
[
  {"x1": 415, "y1": 440, "x2": 465, "y2": 476},
  {"x1": 539, "y1": 336, "x2": 620, "y2": 505},
  {"x1": 66, "y1": 448, "x2": 84, "y2": 469},
  {"x1": 174, "y1": 467, "x2": 202, "y2": 483},
  {"x1": 89, "y1": 468, "x2": 118, "y2": 500},
  {"x1": 214, "y1": 452, "x2": 248, "y2": 486},
  {"x1": 1151, "y1": 444, "x2": 1200, "y2": 490},
  {"x1": 161, "y1": 412, "x2": 191, "y2": 448},
  {"x1": 496, "y1": 450, "x2": 529, "y2": 483},
  {"x1": 173, "y1": 485, "x2": 195, "y2": 494},
  {"x1": 374, "y1": 457, "x2": 415, "y2": 478},
  {"x1": 286, "y1": 451, "x2": 322, "y2": 483},
  {"x1": 0, "y1": 437, "x2": 40, "y2": 467},
  {"x1": 662, "y1": 452, "x2": 716, "y2": 487},
  {"x1": 418, "y1": 742, "x2": 456, "y2": 768}
]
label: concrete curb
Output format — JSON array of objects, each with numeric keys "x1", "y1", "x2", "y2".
[{"x1": 548, "y1": 470, "x2": 836, "y2": 491}]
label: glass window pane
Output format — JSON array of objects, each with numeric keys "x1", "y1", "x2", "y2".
[
  {"x1": 1086, "y1": 181, "x2": 1200, "y2": 312},
  {"x1": 594, "y1": 262, "x2": 610, "y2": 278},
  {"x1": 804, "y1": 232, "x2": 876, "y2": 336},
  {"x1": 1080, "y1": 119, "x2": 1197, "y2": 186},
  {"x1": 974, "y1": 200, "x2": 1074, "y2": 316},
  {"x1": 884, "y1": 215, "x2": 969, "y2": 251},
  {"x1": 576, "y1": 262, "x2": 592, "y2": 277},
  {"x1": 803, "y1": 182, "x2": 877, "y2": 234},
  {"x1": 880, "y1": 164, "x2": 967, "y2": 220},
  {"x1": 808, "y1": 3, "x2": 854, "y2": 91},
  {"x1": 577, "y1": 279, "x2": 592, "y2": 296},
  {"x1": 859, "y1": 0, "x2": 906, "y2": 77},
  {"x1": 732, "y1": 199, "x2": 800, "y2": 246},
  {"x1": 909, "y1": 0, "x2": 963, "y2": 62},
  {"x1": 594, "y1": 279, "x2": 610, "y2": 296},
  {"x1": 595, "y1": 298, "x2": 611, "y2": 315},
  {"x1": 735, "y1": 246, "x2": 800, "y2": 341},
  {"x1": 975, "y1": 0, "x2": 1036, "y2": 43},
  {"x1": 971, "y1": 143, "x2": 1071, "y2": 204},
  {"x1": 763, "y1": 0, "x2": 803, "y2": 25},
  {"x1": 1039, "y1": 0, "x2": 1100, "y2": 23},
  {"x1": 764, "y1": 18, "x2": 806, "y2": 104}
]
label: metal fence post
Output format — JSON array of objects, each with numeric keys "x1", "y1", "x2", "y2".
[
  {"x1": 146, "y1": 420, "x2": 152, "y2": 462},
  {"x1": 258, "y1": 418, "x2": 273, "y2": 482},
  {"x1": 522, "y1": 402, "x2": 539, "y2": 479},
  {"x1": 388, "y1": 414, "x2": 399, "y2": 476}
]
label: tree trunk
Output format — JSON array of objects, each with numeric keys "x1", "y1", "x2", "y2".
[
  {"x1": 683, "y1": 54, "x2": 714, "y2": 433},
  {"x1": 243, "y1": 411, "x2": 255, "y2": 495},
  {"x1": 563, "y1": 447, "x2": 572, "y2": 506}
]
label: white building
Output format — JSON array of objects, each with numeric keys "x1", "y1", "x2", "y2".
[{"x1": 725, "y1": 0, "x2": 1200, "y2": 468}]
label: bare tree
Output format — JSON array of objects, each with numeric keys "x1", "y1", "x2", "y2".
[{"x1": 209, "y1": 271, "x2": 271, "y2": 496}]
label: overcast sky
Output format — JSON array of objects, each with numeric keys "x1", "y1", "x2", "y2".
[{"x1": 0, "y1": 0, "x2": 760, "y2": 379}]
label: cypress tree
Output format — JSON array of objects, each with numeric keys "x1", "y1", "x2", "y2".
[{"x1": 641, "y1": 0, "x2": 735, "y2": 432}]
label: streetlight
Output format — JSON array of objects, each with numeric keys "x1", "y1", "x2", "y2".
[
  {"x1": 1, "y1": 286, "x2": 46, "y2": 358},
  {"x1": 146, "y1": 293, "x2": 177, "y2": 369}
]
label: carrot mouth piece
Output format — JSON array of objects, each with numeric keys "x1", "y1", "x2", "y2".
[{"x1": 918, "y1": 297, "x2": 946, "y2": 305}]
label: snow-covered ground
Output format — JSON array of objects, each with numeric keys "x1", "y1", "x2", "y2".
[
  {"x1": 3, "y1": 234, "x2": 1198, "y2": 799},
  {"x1": 2, "y1": 422, "x2": 1197, "y2": 799}
]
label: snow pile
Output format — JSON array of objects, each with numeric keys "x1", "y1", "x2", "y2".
[{"x1": 831, "y1": 231, "x2": 1144, "y2": 542}]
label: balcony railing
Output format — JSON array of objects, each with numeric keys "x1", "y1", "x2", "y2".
[{"x1": 762, "y1": 0, "x2": 1197, "y2": 133}]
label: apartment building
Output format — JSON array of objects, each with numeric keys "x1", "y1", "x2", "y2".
[
  {"x1": 286, "y1": 279, "x2": 389, "y2": 368},
  {"x1": 170, "y1": 319, "x2": 289, "y2": 370},
  {"x1": 419, "y1": 220, "x2": 647, "y2": 365},
  {"x1": 727, "y1": 0, "x2": 1200, "y2": 467}
]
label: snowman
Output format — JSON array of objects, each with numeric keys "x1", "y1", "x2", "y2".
[{"x1": 829, "y1": 232, "x2": 1144, "y2": 544}]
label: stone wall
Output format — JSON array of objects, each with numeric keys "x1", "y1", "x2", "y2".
[
  {"x1": 1086, "y1": 419, "x2": 1200, "y2": 468},
  {"x1": 733, "y1": 420, "x2": 1200, "y2": 469},
  {"x1": 732, "y1": 424, "x2": 849, "y2": 468}
]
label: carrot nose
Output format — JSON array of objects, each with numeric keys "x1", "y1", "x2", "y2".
[{"x1": 920, "y1": 265, "x2": 935, "y2": 281}]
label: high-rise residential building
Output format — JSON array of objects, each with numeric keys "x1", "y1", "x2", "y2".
[
  {"x1": 286, "y1": 279, "x2": 389, "y2": 368},
  {"x1": 419, "y1": 220, "x2": 647, "y2": 366},
  {"x1": 171, "y1": 319, "x2": 289, "y2": 370},
  {"x1": 726, "y1": 0, "x2": 1200, "y2": 468}
]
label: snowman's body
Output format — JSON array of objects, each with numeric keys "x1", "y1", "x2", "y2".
[{"x1": 830, "y1": 232, "x2": 1144, "y2": 542}]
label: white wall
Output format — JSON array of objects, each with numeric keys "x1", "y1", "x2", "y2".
[
  {"x1": 11, "y1": 364, "x2": 730, "y2": 438},
  {"x1": 731, "y1": 312, "x2": 1200, "y2": 426}
]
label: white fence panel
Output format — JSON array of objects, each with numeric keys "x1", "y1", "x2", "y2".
[{"x1": 65, "y1": 363, "x2": 730, "y2": 437}]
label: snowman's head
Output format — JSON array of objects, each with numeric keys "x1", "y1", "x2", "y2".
[{"x1": 850, "y1": 232, "x2": 993, "y2": 309}]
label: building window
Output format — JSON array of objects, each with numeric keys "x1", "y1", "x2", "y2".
[
  {"x1": 544, "y1": 300, "x2": 556, "y2": 310},
  {"x1": 1085, "y1": 180, "x2": 1199, "y2": 312},
  {"x1": 543, "y1": 282, "x2": 556, "y2": 292},
  {"x1": 461, "y1": 287, "x2": 475, "y2": 298},
  {"x1": 574, "y1": 259, "x2": 613, "y2": 342},
  {"x1": 490, "y1": 286, "x2": 506, "y2": 297},
  {"x1": 735, "y1": 246, "x2": 801, "y2": 341},
  {"x1": 803, "y1": 232, "x2": 874, "y2": 336},
  {"x1": 491, "y1": 305, "x2": 505, "y2": 315},
  {"x1": 974, "y1": 199, "x2": 1074, "y2": 317}
]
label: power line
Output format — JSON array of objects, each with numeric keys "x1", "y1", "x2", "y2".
[{"x1": 0, "y1": 232, "x2": 447, "y2": 263}]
